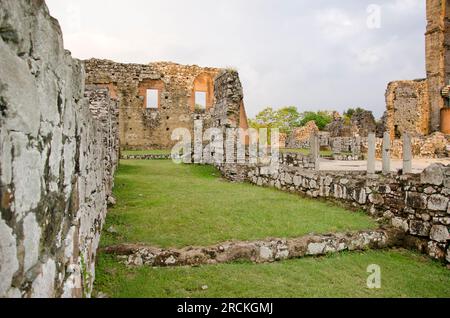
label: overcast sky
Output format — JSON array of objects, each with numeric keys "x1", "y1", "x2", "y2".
[{"x1": 46, "y1": 0, "x2": 426, "y2": 119}]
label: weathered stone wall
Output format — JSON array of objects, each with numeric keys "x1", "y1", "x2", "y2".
[
  {"x1": 426, "y1": 0, "x2": 450, "y2": 132},
  {"x1": 278, "y1": 153, "x2": 316, "y2": 170},
  {"x1": 325, "y1": 111, "x2": 376, "y2": 139},
  {"x1": 289, "y1": 133, "x2": 449, "y2": 160},
  {"x1": 0, "y1": 1, "x2": 118, "y2": 298},
  {"x1": 84, "y1": 59, "x2": 249, "y2": 151},
  {"x1": 105, "y1": 229, "x2": 398, "y2": 267},
  {"x1": 360, "y1": 132, "x2": 449, "y2": 159},
  {"x1": 384, "y1": 0, "x2": 450, "y2": 135},
  {"x1": 85, "y1": 86, "x2": 120, "y2": 196},
  {"x1": 244, "y1": 164, "x2": 450, "y2": 263},
  {"x1": 385, "y1": 80, "x2": 430, "y2": 139},
  {"x1": 286, "y1": 121, "x2": 319, "y2": 148},
  {"x1": 204, "y1": 70, "x2": 252, "y2": 181}
]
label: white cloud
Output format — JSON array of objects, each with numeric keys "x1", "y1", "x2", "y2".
[{"x1": 45, "y1": 0, "x2": 426, "y2": 119}]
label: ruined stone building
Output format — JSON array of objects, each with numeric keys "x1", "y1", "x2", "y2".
[
  {"x1": 386, "y1": 0, "x2": 450, "y2": 138},
  {"x1": 0, "y1": 0, "x2": 250, "y2": 298},
  {"x1": 84, "y1": 60, "x2": 249, "y2": 150}
]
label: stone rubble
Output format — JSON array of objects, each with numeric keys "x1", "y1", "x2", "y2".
[{"x1": 104, "y1": 229, "x2": 399, "y2": 267}]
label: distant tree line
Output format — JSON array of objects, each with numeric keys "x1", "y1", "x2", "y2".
[{"x1": 248, "y1": 106, "x2": 374, "y2": 134}]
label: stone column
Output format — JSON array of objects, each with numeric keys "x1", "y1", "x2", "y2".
[
  {"x1": 367, "y1": 133, "x2": 376, "y2": 174},
  {"x1": 426, "y1": 0, "x2": 449, "y2": 132},
  {"x1": 403, "y1": 133, "x2": 412, "y2": 174},
  {"x1": 382, "y1": 132, "x2": 391, "y2": 175},
  {"x1": 310, "y1": 133, "x2": 320, "y2": 170}
]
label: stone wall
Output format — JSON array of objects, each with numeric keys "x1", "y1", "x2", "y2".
[
  {"x1": 289, "y1": 133, "x2": 449, "y2": 160},
  {"x1": 105, "y1": 229, "x2": 398, "y2": 267},
  {"x1": 0, "y1": 1, "x2": 118, "y2": 298},
  {"x1": 85, "y1": 86, "x2": 120, "y2": 196},
  {"x1": 385, "y1": 80, "x2": 430, "y2": 139},
  {"x1": 286, "y1": 121, "x2": 319, "y2": 148},
  {"x1": 84, "y1": 60, "x2": 250, "y2": 150},
  {"x1": 384, "y1": 0, "x2": 450, "y2": 135},
  {"x1": 244, "y1": 164, "x2": 450, "y2": 263},
  {"x1": 360, "y1": 132, "x2": 449, "y2": 159},
  {"x1": 426, "y1": 0, "x2": 450, "y2": 132}
]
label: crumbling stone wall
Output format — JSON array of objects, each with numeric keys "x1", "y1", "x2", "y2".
[
  {"x1": 384, "y1": 0, "x2": 450, "y2": 136},
  {"x1": 360, "y1": 132, "x2": 449, "y2": 159},
  {"x1": 85, "y1": 59, "x2": 246, "y2": 150},
  {"x1": 243, "y1": 163, "x2": 450, "y2": 263},
  {"x1": 85, "y1": 86, "x2": 120, "y2": 196},
  {"x1": 326, "y1": 111, "x2": 376, "y2": 139},
  {"x1": 286, "y1": 121, "x2": 319, "y2": 149},
  {"x1": 206, "y1": 70, "x2": 250, "y2": 181},
  {"x1": 106, "y1": 229, "x2": 397, "y2": 267},
  {"x1": 385, "y1": 80, "x2": 430, "y2": 139},
  {"x1": 426, "y1": 0, "x2": 450, "y2": 132},
  {"x1": 0, "y1": 1, "x2": 118, "y2": 298},
  {"x1": 350, "y1": 110, "x2": 377, "y2": 137}
]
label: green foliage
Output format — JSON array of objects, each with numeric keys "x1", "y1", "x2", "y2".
[
  {"x1": 95, "y1": 249, "x2": 450, "y2": 298},
  {"x1": 249, "y1": 106, "x2": 302, "y2": 134},
  {"x1": 195, "y1": 104, "x2": 206, "y2": 112},
  {"x1": 300, "y1": 111, "x2": 333, "y2": 130}
]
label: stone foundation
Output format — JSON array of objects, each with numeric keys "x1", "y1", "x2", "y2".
[{"x1": 104, "y1": 229, "x2": 399, "y2": 267}]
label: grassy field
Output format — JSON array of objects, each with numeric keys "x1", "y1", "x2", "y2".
[
  {"x1": 94, "y1": 249, "x2": 450, "y2": 298},
  {"x1": 102, "y1": 160, "x2": 376, "y2": 248}
]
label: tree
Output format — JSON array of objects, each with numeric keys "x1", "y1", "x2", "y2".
[
  {"x1": 300, "y1": 111, "x2": 333, "y2": 130},
  {"x1": 249, "y1": 106, "x2": 302, "y2": 134}
]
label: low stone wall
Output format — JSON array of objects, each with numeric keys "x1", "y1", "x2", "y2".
[
  {"x1": 121, "y1": 154, "x2": 171, "y2": 160},
  {"x1": 0, "y1": 1, "x2": 118, "y2": 298},
  {"x1": 244, "y1": 163, "x2": 450, "y2": 263},
  {"x1": 104, "y1": 229, "x2": 398, "y2": 267},
  {"x1": 279, "y1": 152, "x2": 316, "y2": 169}
]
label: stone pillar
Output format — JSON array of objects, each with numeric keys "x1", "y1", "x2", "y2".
[
  {"x1": 310, "y1": 133, "x2": 320, "y2": 170},
  {"x1": 426, "y1": 0, "x2": 450, "y2": 132},
  {"x1": 403, "y1": 133, "x2": 413, "y2": 174},
  {"x1": 382, "y1": 132, "x2": 391, "y2": 175},
  {"x1": 367, "y1": 133, "x2": 376, "y2": 174}
]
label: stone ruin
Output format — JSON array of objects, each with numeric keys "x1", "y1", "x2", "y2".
[
  {"x1": 284, "y1": 0, "x2": 450, "y2": 159},
  {"x1": 0, "y1": 0, "x2": 449, "y2": 299},
  {"x1": 84, "y1": 59, "x2": 249, "y2": 150},
  {"x1": 385, "y1": 0, "x2": 450, "y2": 138},
  {"x1": 0, "y1": 0, "x2": 250, "y2": 298},
  {"x1": 0, "y1": 1, "x2": 119, "y2": 297},
  {"x1": 285, "y1": 121, "x2": 319, "y2": 149}
]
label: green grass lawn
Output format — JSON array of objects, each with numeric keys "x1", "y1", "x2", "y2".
[
  {"x1": 122, "y1": 149, "x2": 171, "y2": 156},
  {"x1": 102, "y1": 160, "x2": 376, "y2": 248},
  {"x1": 94, "y1": 249, "x2": 450, "y2": 298}
]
